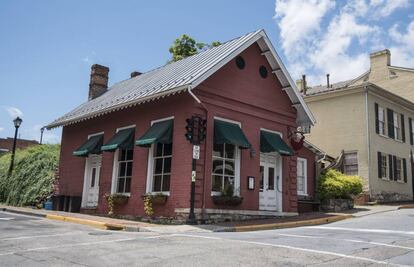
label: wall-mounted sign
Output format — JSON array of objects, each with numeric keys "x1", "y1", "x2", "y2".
[
  {"x1": 193, "y1": 145, "x2": 200, "y2": 160},
  {"x1": 248, "y1": 176, "x2": 255, "y2": 190}
]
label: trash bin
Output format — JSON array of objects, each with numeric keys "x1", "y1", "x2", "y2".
[{"x1": 44, "y1": 200, "x2": 53, "y2": 210}]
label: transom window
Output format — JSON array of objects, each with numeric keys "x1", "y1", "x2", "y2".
[
  {"x1": 380, "y1": 154, "x2": 388, "y2": 179},
  {"x1": 378, "y1": 106, "x2": 386, "y2": 136},
  {"x1": 344, "y1": 152, "x2": 358, "y2": 176},
  {"x1": 152, "y1": 143, "x2": 172, "y2": 192},
  {"x1": 212, "y1": 143, "x2": 236, "y2": 192},
  {"x1": 297, "y1": 158, "x2": 307, "y2": 195},
  {"x1": 116, "y1": 148, "x2": 133, "y2": 193},
  {"x1": 394, "y1": 112, "x2": 402, "y2": 141}
]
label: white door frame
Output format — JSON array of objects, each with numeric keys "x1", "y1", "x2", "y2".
[
  {"x1": 81, "y1": 154, "x2": 102, "y2": 208},
  {"x1": 259, "y1": 152, "x2": 283, "y2": 212}
]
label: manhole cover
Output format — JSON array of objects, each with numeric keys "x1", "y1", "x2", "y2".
[{"x1": 88, "y1": 232, "x2": 111, "y2": 236}]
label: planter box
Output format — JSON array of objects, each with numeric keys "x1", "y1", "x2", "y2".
[
  {"x1": 106, "y1": 194, "x2": 129, "y2": 205},
  {"x1": 212, "y1": 196, "x2": 243, "y2": 206},
  {"x1": 141, "y1": 194, "x2": 168, "y2": 205},
  {"x1": 321, "y1": 199, "x2": 354, "y2": 212}
]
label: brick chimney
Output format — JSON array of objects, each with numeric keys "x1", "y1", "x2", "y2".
[
  {"x1": 369, "y1": 49, "x2": 390, "y2": 82},
  {"x1": 89, "y1": 64, "x2": 109, "y2": 100}
]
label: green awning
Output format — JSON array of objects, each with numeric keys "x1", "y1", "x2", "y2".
[
  {"x1": 73, "y1": 134, "x2": 103, "y2": 157},
  {"x1": 260, "y1": 131, "x2": 293, "y2": 156},
  {"x1": 101, "y1": 128, "x2": 135, "y2": 152},
  {"x1": 135, "y1": 120, "x2": 173, "y2": 147},
  {"x1": 214, "y1": 120, "x2": 251, "y2": 149}
]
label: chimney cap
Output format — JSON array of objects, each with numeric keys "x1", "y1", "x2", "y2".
[
  {"x1": 130, "y1": 71, "x2": 142, "y2": 78},
  {"x1": 91, "y1": 64, "x2": 109, "y2": 71},
  {"x1": 370, "y1": 49, "x2": 390, "y2": 58}
]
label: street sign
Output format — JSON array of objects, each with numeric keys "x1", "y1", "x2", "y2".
[{"x1": 193, "y1": 145, "x2": 200, "y2": 160}]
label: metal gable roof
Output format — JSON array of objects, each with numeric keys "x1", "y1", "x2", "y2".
[{"x1": 47, "y1": 29, "x2": 314, "y2": 129}]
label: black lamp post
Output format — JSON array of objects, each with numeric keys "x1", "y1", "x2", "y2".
[
  {"x1": 40, "y1": 127, "x2": 45, "y2": 144},
  {"x1": 8, "y1": 116, "x2": 23, "y2": 176}
]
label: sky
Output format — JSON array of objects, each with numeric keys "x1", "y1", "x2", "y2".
[{"x1": 1, "y1": 0, "x2": 413, "y2": 144}]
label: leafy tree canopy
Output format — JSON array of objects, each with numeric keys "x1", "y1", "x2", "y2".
[{"x1": 169, "y1": 34, "x2": 221, "y2": 62}]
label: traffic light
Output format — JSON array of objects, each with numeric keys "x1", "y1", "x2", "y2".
[
  {"x1": 185, "y1": 118, "x2": 194, "y2": 142},
  {"x1": 198, "y1": 119, "x2": 207, "y2": 142}
]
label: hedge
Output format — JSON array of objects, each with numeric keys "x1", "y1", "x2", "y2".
[
  {"x1": 0, "y1": 144, "x2": 60, "y2": 206},
  {"x1": 318, "y1": 169, "x2": 363, "y2": 200}
]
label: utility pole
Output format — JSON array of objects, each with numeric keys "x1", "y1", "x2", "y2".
[{"x1": 185, "y1": 115, "x2": 206, "y2": 224}]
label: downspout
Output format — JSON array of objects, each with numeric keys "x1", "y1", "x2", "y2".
[
  {"x1": 365, "y1": 87, "x2": 372, "y2": 199},
  {"x1": 187, "y1": 85, "x2": 209, "y2": 221}
]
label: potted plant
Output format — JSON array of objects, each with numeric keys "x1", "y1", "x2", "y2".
[
  {"x1": 318, "y1": 169, "x2": 363, "y2": 212},
  {"x1": 212, "y1": 184, "x2": 243, "y2": 206},
  {"x1": 105, "y1": 193, "x2": 129, "y2": 216}
]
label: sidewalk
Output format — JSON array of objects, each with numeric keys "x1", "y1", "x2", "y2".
[{"x1": 1, "y1": 203, "x2": 410, "y2": 233}]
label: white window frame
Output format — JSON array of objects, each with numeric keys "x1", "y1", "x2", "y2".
[
  {"x1": 378, "y1": 106, "x2": 387, "y2": 137},
  {"x1": 297, "y1": 157, "x2": 307, "y2": 196},
  {"x1": 395, "y1": 157, "x2": 403, "y2": 182},
  {"x1": 211, "y1": 117, "x2": 241, "y2": 196},
  {"x1": 145, "y1": 116, "x2": 174, "y2": 196},
  {"x1": 343, "y1": 151, "x2": 359, "y2": 176},
  {"x1": 110, "y1": 124, "x2": 135, "y2": 196},
  {"x1": 380, "y1": 153, "x2": 388, "y2": 180},
  {"x1": 394, "y1": 112, "x2": 402, "y2": 141},
  {"x1": 81, "y1": 132, "x2": 104, "y2": 207}
]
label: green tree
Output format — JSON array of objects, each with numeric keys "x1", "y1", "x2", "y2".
[{"x1": 169, "y1": 34, "x2": 221, "y2": 62}]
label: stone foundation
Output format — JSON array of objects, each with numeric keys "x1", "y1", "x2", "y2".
[
  {"x1": 320, "y1": 199, "x2": 354, "y2": 212},
  {"x1": 371, "y1": 191, "x2": 412, "y2": 203}
]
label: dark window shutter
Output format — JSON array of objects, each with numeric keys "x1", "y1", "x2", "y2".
[
  {"x1": 403, "y1": 158, "x2": 407, "y2": 183},
  {"x1": 409, "y1": 118, "x2": 413, "y2": 145},
  {"x1": 401, "y1": 114, "x2": 405, "y2": 143},
  {"x1": 375, "y1": 103, "x2": 379, "y2": 134},
  {"x1": 377, "y1": 152, "x2": 382, "y2": 178},
  {"x1": 389, "y1": 154, "x2": 394, "y2": 180},
  {"x1": 393, "y1": 156, "x2": 398, "y2": 181},
  {"x1": 387, "y1": 109, "x2": 395, "y2": 138}
]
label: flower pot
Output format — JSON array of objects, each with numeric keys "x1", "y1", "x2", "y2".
[
  {"x1": 151, "y1": 195, "x2": 168, "y2": 205},
  {"x1": 212, "y1": 196, "x2": 243, "y2": 206},
  {"x1": 107, "y1": 194, "x2": 129, "y2": 205}
]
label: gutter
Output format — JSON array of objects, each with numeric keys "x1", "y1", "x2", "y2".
[{"x1": 187, "y1": 85, "x2": 209, "y2": 222}]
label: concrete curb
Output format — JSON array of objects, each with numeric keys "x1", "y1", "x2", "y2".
[
  {"x1": 1, "y1": 207, "x2": 46, "y2": 218},
  {"x1": 398, "y1": 204, "x2": 414, "y2": 209},
  {"x1": 230, "y1": 214, "x2": 353, "y2": 232}
]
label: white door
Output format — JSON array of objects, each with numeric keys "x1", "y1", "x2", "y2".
[
  {"x1": 82, "y1": 154, "x2": 102, "y2": 208},
  {"x1": 259, "y1": 154, "x2": 282, "y2": 211}
]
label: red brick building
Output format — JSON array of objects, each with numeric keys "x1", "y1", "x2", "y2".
[
  {"x1": 0, "y1": 137, "x2": 39, "y2": 154},
  {"x1": 47, "y1": 30, "x2": 318, "y2": 222}
]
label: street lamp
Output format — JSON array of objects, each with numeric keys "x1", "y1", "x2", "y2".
[
  {"x1": 40, "y1": 127, "x2": 45, "y2": 144},
  {"x1": 8, "y1": 117, "x2": 23, "y2": 176}
]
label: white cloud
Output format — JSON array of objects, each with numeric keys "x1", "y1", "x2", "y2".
[
  {"x1": 273, "y1": 0, "x2": 412, "y2": 85},
  {"x1": 23, "y1": 124, "x2": 60, "y2": 144},
  {"x1": 274, "y1": 0, "x2": 335, "y2": 55},
  {"x1": 0, "y1": 127, "x2": 4, "y2": 132},
  {"x1": 82, "y1": 50, "x2": 98, "y2": 64},
  {"x1": 4, "y1": 106, "x2": 23, "y2": 119}
]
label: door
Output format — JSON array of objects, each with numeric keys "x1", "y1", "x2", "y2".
[
  {"x1": 259, "y1": 154, "x2": 282, "y2": 211},
  {"x1": 82, "y1": 154, "x2": 102, "y2": 208}
]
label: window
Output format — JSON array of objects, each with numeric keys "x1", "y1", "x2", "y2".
[
  {"x1": 151, "y1": 143, "x2": 172, "y2": 192},
  {"x1": 380, "y1": 153, "x2": 388, "y2": 179},
  {"x1": 394, "y1": 112, "x2": 402, "y2": 141},
  {"x1": 396, "y1": 157, "x2": 403, "y2": 182},
  {"x1": 212, "y1": 143, "x2": 237, "y2": 192},
  {"x1": 116, "y1": 148, "x2": 133, "y2": 193},
  {"x1": 378, "y1": 106, "x2": 386, "y2": 136},
  {"x1": 297, "y1": 158, "x2": 307, "y2": 195},
  {"x1": 344, "y1": 152, "x2": 358, "y2": 175}
]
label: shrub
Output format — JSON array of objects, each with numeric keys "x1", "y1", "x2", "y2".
[
  {"x1": 318, "y1": 169, "x2": 363, "y2": 200},
  {"x1": 0, "y1": 144, "x2": 60, "y2": 206}
]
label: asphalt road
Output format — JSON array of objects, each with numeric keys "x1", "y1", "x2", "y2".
[{"x1": 1, "y1": 209, "x2": 414, "y2": 266}]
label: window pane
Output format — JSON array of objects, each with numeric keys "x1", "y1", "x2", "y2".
[
  {"x1": 213, "y1": 144, "x2": 224, "y2": 158},
  {"x1": 153, "y1": 175, "x2": 162, "y2": 191},
  {"x1": 224, "y1": 176, "x2": 235, "y2": 189},
  {"x1": 162, "y1": 175, "x2": 170, "y2": 192},
  {"x1": 126, "y1": 149, "x2": 133, "y2": 160},
  {"x1": 164, "y1": 157, "x2": 172, "y2": 173},
  {"x1": 154, "y1": 158, "x2": 163, "y2": 174},
  {"x1": 125, "y1": 177, "x2": 131, "y2": 193},
  {"x1": 155, "y1": 143, "x2": 163, "y2": 157},
  {"x1": 212, "y1": 175, "x2": 222, "y2": 191},
  {"x1": 117, "y1": 178, "x2": 125, "y2": 193},
  {"x1": 225, "y1": 144, "x2": 235, "y2": 159},
  {"x1": 224, "y1": 160, "x2": 235, "y2": 175},
  {"x1": 164, "y1": 143, "x2": 172, "y2": 156},
  {"x1": 268, "y1": 167, "x2": 275, "y2": 190},
  {"x1": 91, "y1": 168, "x2": 96, "y2": 187},
  {"x1": 119, "y1": 162, "x2": 126, "y2": 177},
  {"x1": 212, "y1": 159, "x2": 224, "y2": 175},
  {"x1": 260, "y1": 166, "x2": 264, "y2": 190},
  {"x1": 297, "y1": 178, "x2": 304, "y2": 192},
  {"x1": 126, "y1": 162, "x2": 133, "y2": 177},
  {"x1": 119, "y1": 149, "x2": 126, "y2": 161}
]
